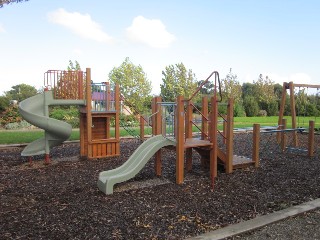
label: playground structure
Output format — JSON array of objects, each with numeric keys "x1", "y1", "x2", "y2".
[
  {"x1": 277, "y1": 81, "x2": 319, "y2": 155},
  {"x1": 19, "y1": 68, "x2": 263, "y2": 195},
  {"x1": 98, "y1": 71, "x2": 260, "y2": 194},
  {"x1": 19, "y1": 68, "x2": 121, "y2": 163}
]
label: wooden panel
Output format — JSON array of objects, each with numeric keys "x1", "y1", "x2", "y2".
[{"x1": 101, "y1": 143, "x2": 106, "y2": 156}]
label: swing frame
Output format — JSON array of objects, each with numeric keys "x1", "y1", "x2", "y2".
[{"x1": 278, "y1": 81, "x2": 320, "y2": 147}]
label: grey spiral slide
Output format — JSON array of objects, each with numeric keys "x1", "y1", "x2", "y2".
[{"x1": 19, "y1": 91, "x2": 84, "y2": 157}]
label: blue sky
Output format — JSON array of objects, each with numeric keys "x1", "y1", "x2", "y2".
[{"x1": 0, "y1": 0, "x2": 319, "y2": 95}]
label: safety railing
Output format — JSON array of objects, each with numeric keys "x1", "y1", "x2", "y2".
[
  {"x1": 91, "y1": 82, "x2": 115, "y2": 112},
  {"x1": 44, "y1": 70, "x2": 86, "y2": 100}
]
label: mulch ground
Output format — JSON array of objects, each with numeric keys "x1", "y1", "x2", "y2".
[{"x1": 1, "y1": 133, "x2": 320, "y2": 239}]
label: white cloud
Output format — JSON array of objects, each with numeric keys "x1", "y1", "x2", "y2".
[
  {"x1": 73, "y1": 48, "x2": 83, "y2": 56},
  {"x1": 47, "y1": 8, "x2": 113, "y2": 43},
  {"x1": 262, "y1": 73, "x2": 288, "y2": 84},
  {"x1": 126, "y1": 16, "x2": 176, "y2": 48},
  {"x1": 0, "y1": 23, "x2": 6, "y2": 33},
  {"x1": 289, "y1": 73, "x2": 311, "y2": 85}
]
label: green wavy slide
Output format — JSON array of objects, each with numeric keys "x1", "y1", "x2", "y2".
[{"x1": 97, "y1": 135, "x2": 176, "y2": 195}]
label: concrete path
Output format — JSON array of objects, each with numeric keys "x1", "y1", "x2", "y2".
[{"x1": 189, "y1": 198, "x2": 320, "y2": 240}]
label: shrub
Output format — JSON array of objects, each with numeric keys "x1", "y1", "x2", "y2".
[
  {"x1": 234, "y1": 103, "x2": 246, "y2": 117},
  {"x1": 4, "y1": 120, "x2": 32, "y2": 130},
  {"x1": 258, "y1": 110, "x2": 267, "y2": 117},
  {"x1": 50, "y1": 106, "x2": 80, "y2": 128},
  {"x1": 0, "y1": 106, "x2": 22, "y2": 126},
  {"x1": 243, "y1": 96, "x2": 259, "y2": 117},
  {"x1": 266, "y1": 101, "x2": 278, "y2": 116}
]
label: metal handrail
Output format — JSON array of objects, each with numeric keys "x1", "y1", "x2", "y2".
[{"x1": 185, "y1": 71, "x2": 222, "y2": 102}]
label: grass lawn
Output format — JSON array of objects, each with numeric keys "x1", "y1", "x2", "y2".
[{"x1": 0, "y1": 116, "x2": 318, "y2": 144}]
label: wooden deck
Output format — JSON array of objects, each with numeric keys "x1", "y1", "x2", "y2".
[{"x1": 184, "y1": 138, "x2": 212, "y2": 148}]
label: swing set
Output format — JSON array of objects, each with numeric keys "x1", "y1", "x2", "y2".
[{"x1": 278, "y1": 81, "x2": 320, "y2": 155}]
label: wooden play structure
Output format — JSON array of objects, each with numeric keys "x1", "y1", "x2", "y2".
[
  {"x1": 148, "y1": 71, "x2": 259, "y2": 185},
  {"x1": 278, "y1": 81, "x2": 319, "y2": 155},
  {"x1": 22, "y1": 67, "x2": 261, "y2": 193},
  {"x1": 45, "y1": 68, "x2": 121, "y2": 160}
]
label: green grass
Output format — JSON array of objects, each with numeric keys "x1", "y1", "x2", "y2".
[{"x1": 0, "y1": 116, "x2": 319, "y2": 144}]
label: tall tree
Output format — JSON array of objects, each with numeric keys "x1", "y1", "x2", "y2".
[
  {"x1": 253, "y1": 74, "x2": 278, "y2": 116},
  {"x1": 5, "y1": 84, "x2": 37, "y2": 102},
  {"x1": 160, "y1": 63, "x2": 197, "y2": 102},
  {"x1": 108, "y1": 57, "x2": 152, "y2": 114},
  {"x1": 242, "y1": 82, "x2": 255, "y2": 99},
  {"x1": 253, "y1": 74, "x2": 277, "y2": 104},
  {"x1": 221, "y1": 68, "x2": 242, "y2": 103}
]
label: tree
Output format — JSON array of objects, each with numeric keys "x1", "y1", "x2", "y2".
[
  {"x1": 108, "y1": 57, "x2": 152, "y2": 114},
  {"x1": 242, "y1": 82, "x2": 255, "y2": 99},
  {"x1": 253, "y1": 74, "x2": 277, "y2": 104},
  {"x1": 5, "y1": 84, "x2": 38, "y2": 102},
  {"x1": 160, "y1": 63, "x2": 197, "y2": 102},
  {"x1": 221, "y1": 68, "x2": 242, "y2": 104},
  {"x1": 0, "y1": 0, "x2": 28, "y2": 8},
  {"x1": 197, "y1": 80, "x2": 214, "y2": 95},
  {"x1": 67, "y1": 60, "x2": 81, "y2": 71}
]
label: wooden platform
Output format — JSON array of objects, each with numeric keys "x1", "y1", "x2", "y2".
[
  {"x1": 184, "y1": 138, "x2": 212, "y2": 148},
  {"x1": 232, "y1": 155, "x2": 255, "y2": 169},
  {"x1": 193, "y1": 144, "x2": 255, "y2": 170}
]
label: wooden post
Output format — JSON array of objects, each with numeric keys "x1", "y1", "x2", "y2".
[
  {"x1": 140, "y1": 116, "x2": 145, "y2": 141},
  {"x1": 281, "y1": 118, "x2": 287, "y2": 152},
  {"x1": 210, "y1": 96, "x2": 218, "y2": 178},
  {"x1": 201, "y1": 96, "x2": 208, "y2": 140},
  {"x1": 153, "y1": 96, "x2": 162, "y2": 176},
  {"x1": 86, "y1": 68, "x2": 93, "y2": 158},
  {"x1": 176, "y1": 96, "x2": 185, "y2": 184},
  {"x1": 114, "y1": 84, "x2": 120, "y2": 155},
  {"x1": 225, "y1": 98, "x2": 234, "y2": 174},
  {"x1": 308, "y1": 120, "x2": 315, "y2": 157},
  {"x1": 289, "y1": 82, "x2": 298, "y2": 146},
  {"x1": 252, "y1": 124, "x2": 260, "y2": 168},
  {"x1": 277, "y1": 82, "x2": 288, "y2": 143},
  {"x1": 223, "y1": 115, "x2": 227, "y2": 144},
  {"x1": 185, "y1": 101, "x2": 193, "y2": 172}
]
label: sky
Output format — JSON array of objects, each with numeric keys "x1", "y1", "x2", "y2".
[{"x1": 0, "y1": 0, "x2": 319, "y2": 96}]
